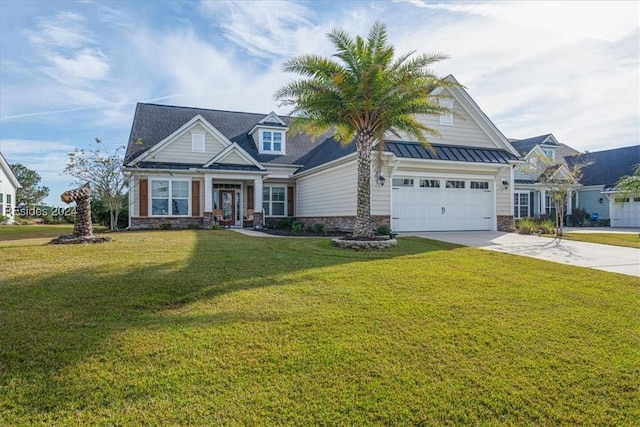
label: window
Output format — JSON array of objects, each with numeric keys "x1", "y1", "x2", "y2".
[
  {"x1": 420, "y1": 179, "x2": 440, "y2": 188},
  {"x1": 514, "y1": 192, "x2": 529, "y2": 219},
  {"x1": 6, "y1": 194, "x2": 11, "y2": 204},
  {"x1": 191, "y1": 132, "x2": 205, "y2": 152},
  {"x1": 470, "y1": 181, "x2": 489, "y2": 190},
  {"x1": 392, "y1": 178, "x2": 414, "y2": 187},
  {"x1": 439, "y1": 99, "x2": 453, "y2": 125},
  {"x1": 263, "y1": 186, "x2": 286, "y2": 217},
  {"x1": 263, "y1": 131, "x2": 272, "y2": 151},
  {"x1": 446, "y1": 180, "x2": 465, "y2": 189},
  {"x1": 151, "y1": 180, "x2": 189, "y2": 216},
  {"x1": 542, "y1": 148, "x2": 554, "y2": 160},
  {"x1": 614, "y1": 197, "x2": 629, "y2": 203},
  {"x1": 261, "y1": 130, "x2": 284, "y2": 153}
]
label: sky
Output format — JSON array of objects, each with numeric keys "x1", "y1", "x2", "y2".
[{"x1": 1, "y1": 0, "x2": 638, "y2": 206}]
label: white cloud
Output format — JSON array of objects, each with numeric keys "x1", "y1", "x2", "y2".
[{"x1": 199, "y1": 0, "x2": 314, "y2": 59}]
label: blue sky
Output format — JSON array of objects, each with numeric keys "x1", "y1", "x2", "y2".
[{"x1": 1, "y1": 0, "x2": 638, "y2": 206}]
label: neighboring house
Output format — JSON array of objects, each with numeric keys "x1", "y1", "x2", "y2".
[
  {"x1": 123, "y1": 76, "x2": 521, "y2": 232},
  {"x1": 0, "y1": 152, "x2": 21, "y2": 223},
  {"x1": 567, "y1": 145, "x2": 640, "y2": 227},
  {"x1": 510, "y1": 134, "x2": 581, "y2": 219}
]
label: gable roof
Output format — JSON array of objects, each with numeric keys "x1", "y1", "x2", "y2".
[
  {"x1": 0, "y1": 152, "x2": 21, "y2": 189},
  {"x1": 510, "y1": 134, "x2": 560, "y2": 155},
  {"x1": 566, "y1": 145, "x2": 640, "y2": 187},
  {"x1": 124, "y1": 103, "x2": 323, "y2": 166}
]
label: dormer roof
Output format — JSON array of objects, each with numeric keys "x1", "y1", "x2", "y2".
[{"x1": 510, "y1": 133, "x2": 560, "y2": 155}]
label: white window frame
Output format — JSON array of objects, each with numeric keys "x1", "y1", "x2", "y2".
[
  {"x1": 470, "y1": 181, "x2": 489, "y2": 190},
  {"x1": 514, "y1": 191, "x2": 529, "y2": 219},
  {"x1": 263, "y1": 186, "x2": 286, "y2": 217},
  {"x1": 259, "y1": 129, "x2": 285, "y2": 155},
  {"x1": 542, "y1": 148, "x2": 554, "y2": 161},
  {"x1": 419, "y1": 179, "x2": 440, "y2": 188},
  {"x1": 191, "y1": 132, "x2": 205, "y2": 153},
  {"x1": 446, "y1": 180, "x2": 465, "y2": 189},
  {"x1": 439, "y1": 99, "x2": 454, "y2": 125},
  {"x1": 150, "y1": 178, "x2": 191, "y2": 217},
  {"x1": 392, "y1": 178, "x2": 415, "y2": 187}
]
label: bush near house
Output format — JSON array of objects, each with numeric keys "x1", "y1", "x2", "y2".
[{"x1": 515, "y1": 218, "x2": 556, "y2": 235}]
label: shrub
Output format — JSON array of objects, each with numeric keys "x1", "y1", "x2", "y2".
[
  {"x1": 312, "y1": 223, "x2": 328, "y2": 235},
  {"x1": 569, "y1": 207, "x2": 590, "y2": 227},
  {"x1": 291, "y1": 222, "x2": 304, "y2": 234},
  {"x1": 0, "y1": 214, "x2": 8, "y2": 224},
  {"x1": 276, "y1": 218, "x2": 295, "y2": 229},
  {"x1": 159, "y1": 223, "x2": 173, "y2": 230},
  {"x1": 538, "y1": 219, "x2": 556, "y2": 235},
  {"x1": 187, "y1": 223, "x2": 202, "y2": 230},
  {"x1": 211, "y1": 224, "x2": 222, "y2": 230},
  {"x1": 516, "y1": 218, "x2": 536, "y2": 235},
  {"x1": 376, "y1": 225, "x2": 391, "y2": 235}
]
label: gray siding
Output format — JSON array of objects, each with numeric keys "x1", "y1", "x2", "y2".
[
  {"x1": 576, "y1": 188, "x2": 609, "y2": 219},
  {"x1": 152, "y1": 124, "x2": 228, "y2": 163}
]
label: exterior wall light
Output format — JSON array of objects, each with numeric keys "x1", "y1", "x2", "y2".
[
  {"x1": 502, "y1": 179, "x2": 509, "y2": 190},
  {"x1": 378, "y1": 175, "x2": 386, "y2": 186}
]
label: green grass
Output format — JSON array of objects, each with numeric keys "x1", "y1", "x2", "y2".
[
  {"x1": 1, "y1": 230, "x2": 638, "y2": 425},
  {"x1": 563, "y1": 232, "x2": 640, "y2": 249},
  {"x1": 0, "y1": 224, "x2": 75, "y2": 241}
]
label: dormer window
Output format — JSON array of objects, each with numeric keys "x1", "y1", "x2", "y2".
[
  {"x1": 250, "y1": 111, "x2": 288, "y2": 155},
  {"x1": 542, "y1": 148, "x2": 554, "y2": 160}
]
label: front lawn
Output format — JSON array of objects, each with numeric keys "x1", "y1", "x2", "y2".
[
  {"x1": 563, "y1": 232, "x2": 640, "y2": 249},
  {"x1": 1, "y1": 230, "x2": 638, "y2": 425}
]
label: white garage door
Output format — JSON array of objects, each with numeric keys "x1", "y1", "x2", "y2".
[
  {"x1": 391, "y1": 177, "x2": 493, "y2": 232},
  {"x1": 610, "y1": 197, "x2": 640, "y2": 227}
]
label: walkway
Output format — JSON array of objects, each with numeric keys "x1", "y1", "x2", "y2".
[{"x1": 400, "y1": 230, "x2": 640, "y2": 277}]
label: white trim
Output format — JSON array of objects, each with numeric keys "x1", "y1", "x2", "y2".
[
  {"x1": 256, "y1": 129, "x2": 286, "y2": 155},
  {"x1": 262, "y1": 184, "x2": 287, "y2": 217},
  {"x1": 202, "y1": 143, "x2": 265, "y2": 170},
  {"x1": 191, "y1": 132, "x2": 206, "y2": 153},
  {"x1": 148, "y1": 177, "x2": 192, "y2": 217},
  {"x1": 438, "y1": 99, "x2": 454, "y2": 125},
  {"x1": 0, "y1": 152, "x2": 21, "y2": 189},
  {"x1": 126, "y1": 115, "x2": 233, "y2": 166},
  {"x1": 258, "y1": 111, "x2": 287, "y2": 126}
]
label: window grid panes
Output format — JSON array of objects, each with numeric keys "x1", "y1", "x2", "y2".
[
  {"x1": 392, "y1": 178, "x2": 414, "y2": 187},
  {"x1": 263, "y1": 131, "x2": 272, "y2": 151},
  {"x1": 151, "y1": 180, "x2": 189, "y2": 216},
  {"x1": 273, "y1": 132, "x2": 282, "y2": 151},
  {"x1": 470, "y1": 181, "x2": 489, "y2": 190},
  {"x1": 446, "y1": 180, "x2": 465, "y2": 189},
  {"x1": 514, "y1": 192, "x2": 529, "y2": 218},
  {"x1": 420, "y1": 179, "x2": 440, "y2": 188},
  {"x1": 263, "y1": 186, "x2": 286, "y2": 217}
]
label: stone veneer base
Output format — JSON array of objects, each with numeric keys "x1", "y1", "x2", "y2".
[{"x1": 331, "y1": 237, "x2": 397, "y2": 250}]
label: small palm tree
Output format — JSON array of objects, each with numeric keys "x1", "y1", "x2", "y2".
[{"x1": 275, "y1": 22, "x2": 455, "y2": 238}]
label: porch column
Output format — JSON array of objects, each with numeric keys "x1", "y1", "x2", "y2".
[
  {"x1": 540, "y1": 189, "x2": 546, "y2": 216},
  {"x1": 204, "y1": 174, "x2": 213, "y2": 212},
  {"x1": 567, "y1": 189, "x2": 573, "y2": 215},
  {"x1": 254, "y1": 177, "x2": 263, "y2": 211}
]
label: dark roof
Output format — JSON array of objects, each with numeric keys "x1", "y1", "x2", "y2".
[
  {"x1": 386, "y1": 141, "x2": 518, "y2": 164},
  {"x1": 124, "y1": 103, "x2": 324, "y2": 166},
  {"x1": 510, "y1": 134, "x2": 557, "y2": 155},
  {"x1": 126, "y1": 102, "x2": 518, "y2": 174},
  {"x1": 566, "y1": 145, "x2": 640, "y2": 187}
]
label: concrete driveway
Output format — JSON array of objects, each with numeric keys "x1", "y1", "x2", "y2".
[{"x1": 401, "y1": 230, "x2": 640, "y2": 277}]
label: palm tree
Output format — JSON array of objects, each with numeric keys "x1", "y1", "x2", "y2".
[
  {"x1": 275, "y1": 22, "x2": 456, "y2": 238},
  {"x1": 613, "y1": 163, "x2": 640, "y2": 202}
]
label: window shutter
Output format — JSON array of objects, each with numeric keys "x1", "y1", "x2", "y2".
[
  {"x1": 192, "y1": 181, "x2": 200, "y2": 216},
  {"x1": 139, "y1": 179, "x2": 148, "y2": 217},
  {"x1": 287, "y1": 187, "x2": 294, "y2": 217},
  {"x1": 247, "y1": 185, "x2": 254, "y2": 210}
]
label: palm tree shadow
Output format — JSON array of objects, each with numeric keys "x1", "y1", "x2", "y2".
[{"x1": 0, "y1": 231, "x2": 455, "y2": 417}]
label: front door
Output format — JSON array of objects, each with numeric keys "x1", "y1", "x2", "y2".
[{"x1": 220, "y1": 190, "x2": 235, "y2": 226}]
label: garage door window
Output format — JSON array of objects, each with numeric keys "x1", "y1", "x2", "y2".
[
  {"x1": 470, "y1": 181, "x2": 489, "y2": 189},
  {"x1": 420, "y1": 179, "x2": 440, "y2": 188},
  {"x1": 392, "y1": 178, "x2": 414, "y2": 187},
  {"x1": 446, "y1": 180, "x2": 465, "y2": 189}
]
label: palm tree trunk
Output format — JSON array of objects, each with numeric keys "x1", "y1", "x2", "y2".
[{"x1": 352, "y1": 130, "x2": 374, "y2": 238}]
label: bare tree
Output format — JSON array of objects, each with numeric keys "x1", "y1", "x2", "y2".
[{"x1": 64, "y1": 138, "x2": 127, "y2": 231}]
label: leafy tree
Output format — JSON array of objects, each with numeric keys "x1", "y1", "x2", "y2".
[
  {"x1": 64, "y1": 138, "x2": 127, "y2": 231},
  {"x1": 613, "y1": 163, "x2": 640, "y2": 203},
  {"x1": 9, "y1": 163, "x2": 49, "y2": 207},
  {"x1": 521, "y1": 153, "x2": 587, "y2": 237},
  {"x1": 275, "y1": 22, "x2": 454, "y2": 238}
]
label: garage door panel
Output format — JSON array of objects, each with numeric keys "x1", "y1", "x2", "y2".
[{"x1": 392, "y1": 178, "x2": 493, "y2": 232}]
